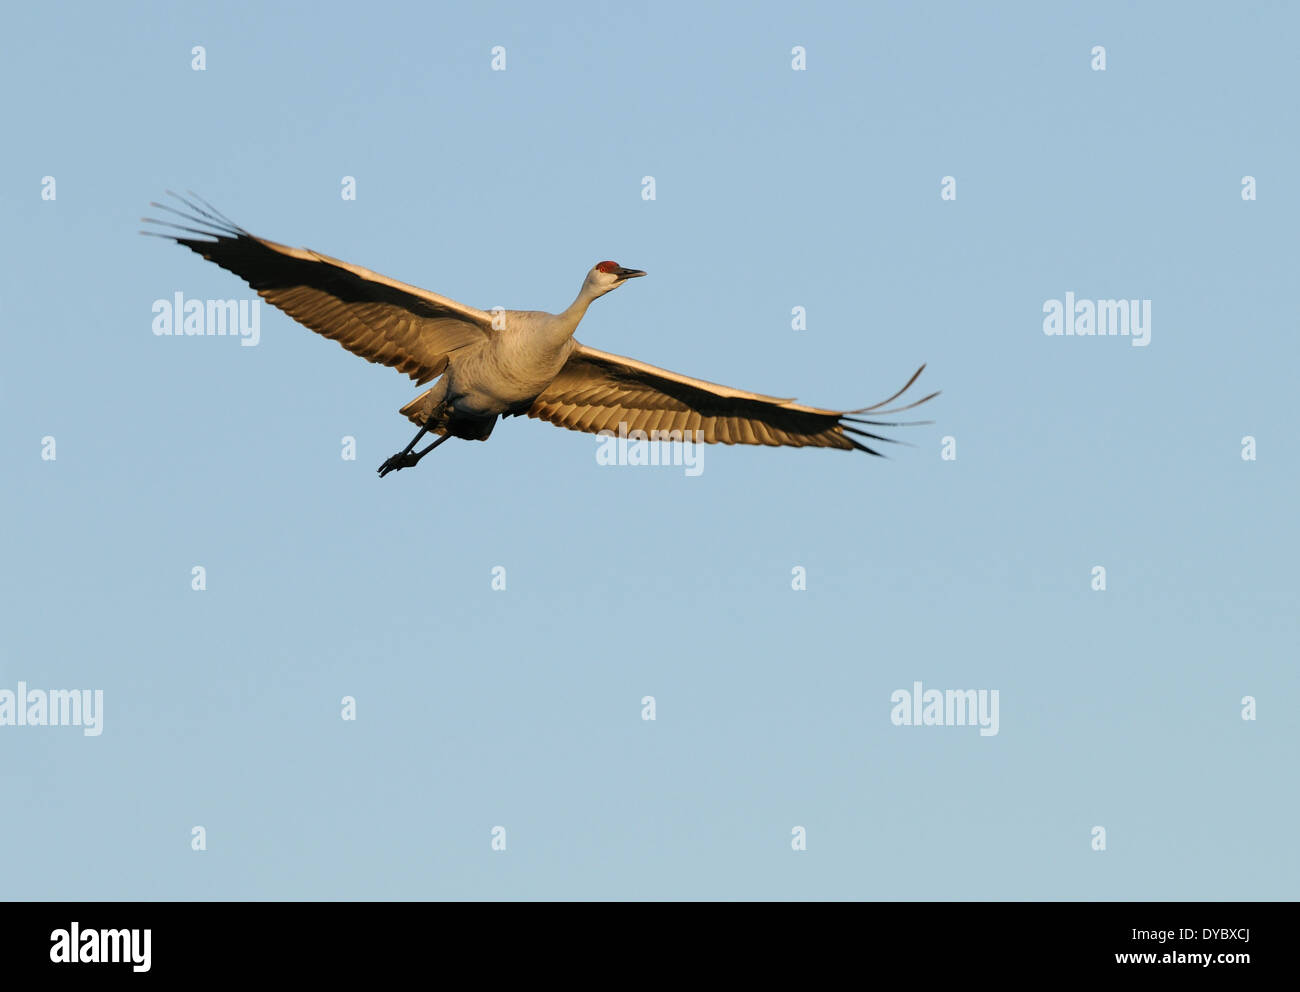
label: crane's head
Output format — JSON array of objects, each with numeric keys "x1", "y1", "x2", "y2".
[{"x1": 584, "y1": 260, "x2": 646, "y2": 298}]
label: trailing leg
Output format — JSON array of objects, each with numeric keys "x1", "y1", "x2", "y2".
[{"x1": 378, "y1": 425, "x2": 450, "y2": 478}]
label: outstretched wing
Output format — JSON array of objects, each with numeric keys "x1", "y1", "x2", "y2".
[
  {"x1": 143, "y1": 192, "x2": 492, "y2": 384},
  {"x1": 525, "y1": 344, "x2": 938, "y2": 455}
]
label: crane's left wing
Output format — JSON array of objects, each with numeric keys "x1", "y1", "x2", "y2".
[
  {"x1": 143, "y1": 192, "x2": 493, "y2": 385},
  {"x1": 525, "y1": 344, "x2": 937, "y2": 455}
]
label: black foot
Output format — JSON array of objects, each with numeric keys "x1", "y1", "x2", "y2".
[
  {"x1": 377, "y1": 451, "x2": 419, "y2": 478},
  {"x1": 377, "y1": 431, "x2": 449, "y2": 478}
]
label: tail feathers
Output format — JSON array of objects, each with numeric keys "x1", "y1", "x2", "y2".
[
  {"x1": 398, "y1": 390, "x2": 496, "y2": 441},
  {"x1": 400, "y1": 389, "x2": 440, "y2": 427}
]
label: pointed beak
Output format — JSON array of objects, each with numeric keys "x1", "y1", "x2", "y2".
[{"x1": 614, "y1": 267, "x2": 646, "y2": 280}]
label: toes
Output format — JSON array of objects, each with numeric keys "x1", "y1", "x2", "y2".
[{"x1": 378, "y1": 453, "x2": 409, "y2": 476}]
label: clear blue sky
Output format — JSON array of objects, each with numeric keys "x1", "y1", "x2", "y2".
[{"x1": 3, "y1": 0, "x2": 1296, "y2": 899}]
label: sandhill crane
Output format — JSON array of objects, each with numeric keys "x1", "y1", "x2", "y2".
[{"x1": 144, "y1": 193, "x2": 938, "y2": 477}]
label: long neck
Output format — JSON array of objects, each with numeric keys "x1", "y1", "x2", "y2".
[
  {"x1": 522, "y1": 282, "x2": 593, "y2": 357},
  {"x1": 558, "y1": 282, "x2": 597, "y2": 327}
]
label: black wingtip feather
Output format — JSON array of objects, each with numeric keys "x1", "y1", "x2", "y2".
[
  {"x1": 846, "y1": 440, "x2": 886, "y2": 457},
  {"x1": 842, "y1": 424, "x2": 910, "y2": 447}
]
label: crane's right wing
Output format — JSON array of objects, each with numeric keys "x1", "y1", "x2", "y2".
[
  {"x1": 143, "y1": 192, "x2": 493, "y2": 385},
  {"x1": 526, "y1": 344, "x2": 938, "y2": 455}
]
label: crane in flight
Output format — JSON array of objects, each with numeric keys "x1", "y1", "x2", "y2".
[{"x1": 144, "y1": 193, "x2": 938, "y2": 478}]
